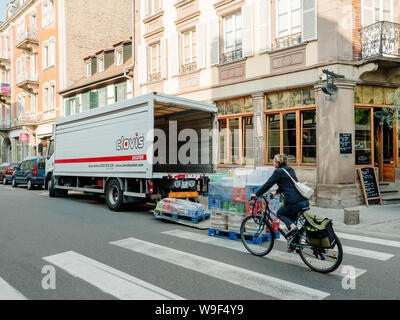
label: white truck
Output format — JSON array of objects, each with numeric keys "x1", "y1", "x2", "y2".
[{"x1": 45, "y1": 92, "x2": 218, "y2": 211}]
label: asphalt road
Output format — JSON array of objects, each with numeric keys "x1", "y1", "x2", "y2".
[{"x1": 0, "y1": 183, "x2": 399, "y2": 301}]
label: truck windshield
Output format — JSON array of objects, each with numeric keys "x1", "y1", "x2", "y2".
[
  {"x1": 39, "y1": 159, "x2": 46, "y2": 170},
  {"x1": 48, "y1": 140, "x2": 55, "y2": 158}
]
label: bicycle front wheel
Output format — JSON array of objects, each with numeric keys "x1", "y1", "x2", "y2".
[
  {"x1": 298, "y1": 228, "x2": 343, "y2": 273},
  {"x1": 240, "y1": 215, "x2": 275, "y2": 256}
]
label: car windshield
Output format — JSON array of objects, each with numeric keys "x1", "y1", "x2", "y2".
[
  {"x1": 38, "y1": 159, "x2": 46, "y2": 170},
  {"x1": 10, "y1": 164, "x2": 19, "y2": 169}
]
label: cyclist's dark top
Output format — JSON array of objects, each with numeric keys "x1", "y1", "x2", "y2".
[{"x1": 255, "y1": 165, "x2": 306, "y2": 205}]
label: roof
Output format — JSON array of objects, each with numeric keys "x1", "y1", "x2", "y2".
[{"x1": 60, "y1": 57, "x2": 132, "y2": 96}]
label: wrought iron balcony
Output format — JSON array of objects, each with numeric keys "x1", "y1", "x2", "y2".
[
  {"x1": 16, "y1": 27, "x2": 39, "y2": 52},
  {"x1": 16, "y1": 72, "x2": 39, "y2": 92},
  {"x1": 0, "y1": 121, "x2": 11, "y2": 130},
  {"x1": 222, "y1": 49, "x2": 243, "y2": 64},
  {"x1": 180, "y1": 61, "x2": 197, "y2": 74},
  {"x1": 360, "y1": 21, "x2": 400, "y2": 59},
  {"x1": 275, "y1": 33, "x2": 302, "y2": 50}
]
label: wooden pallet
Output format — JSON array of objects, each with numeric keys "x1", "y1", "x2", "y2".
[
  {"x1": 154, "y1": 210, "x2": 211, "y2": 224},
  {"x1": 208, "y1": 228, "x2": 279, "y2": 243}
]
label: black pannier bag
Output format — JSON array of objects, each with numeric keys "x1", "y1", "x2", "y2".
[{"x1": 303, "y1": 212, "x2": 336, "y2": 249}]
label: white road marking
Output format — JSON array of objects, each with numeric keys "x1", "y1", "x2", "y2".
[
  {"x1": 0, "y1": 277, "x2": 27, "y2": 300},
  {"x1": 336, "y1": 232, "x2": 400, "y2": 249},
  {"x1": 276, "y1": 235, "x2": 394, "y2": 261},
  {"x1": 111, "y1": 237, "x2": 330, "y2": 300},
  {"x1": 43, "y1": 251, "x2": 183, "y2": 300},
  {"x1": 162, "y1": 230, "x2": 367, "y2": 278}
]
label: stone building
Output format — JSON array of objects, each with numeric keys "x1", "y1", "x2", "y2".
[
  {"x1": 0, "y1": 0, "x2": 132, "y2": 163},
  {"x1": 129, "y1": 0, "x2": 400, "y2": 207}
]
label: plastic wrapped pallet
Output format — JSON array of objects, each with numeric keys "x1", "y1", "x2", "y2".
[
  {"x1": 227, "y1": 214, "x2": 245, "y2": 233},
  {"x1": 211, "y1": 212, "x2": 228, "y2": 230},
  {"x1": 157, "y1": 198, "x2": 205, "y2": 217}
]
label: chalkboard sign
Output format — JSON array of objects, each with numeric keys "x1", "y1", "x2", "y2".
[
  {"x1": 357, "y1": 167, "x2": 383, "y2": 207},
  {"x1": 340, "y1": 133, "x2": 352, "y2": 154}
]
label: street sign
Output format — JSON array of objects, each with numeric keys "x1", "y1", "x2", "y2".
[{"x1": 19, "y1": 133, "x2": 30, "y2": 142}]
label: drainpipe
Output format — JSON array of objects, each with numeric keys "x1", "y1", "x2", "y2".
[{"x1": 124, "y1": 0, "x2": 135, "y2": 97}]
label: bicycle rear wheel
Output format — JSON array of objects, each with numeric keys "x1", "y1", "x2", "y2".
[
  {"x1": 298, "y1": 228, "x2": 343, "y2": 273},
  {"x1": 240, "y1": 215, "x2": 275, "y2": 256}
]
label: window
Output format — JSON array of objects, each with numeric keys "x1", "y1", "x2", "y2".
[
  {"x1": 266, "y1": 89, "x2": 317, "y2": 166},
  {"x1": 181, "y1": 29, "x2": 197, "y2": 73},
  {"x1": 43, "y1": 86, "x2": 48, "y2": 112},
  {"x1": 42, "y1": 39, "x2": 55, "y2": 70},
  {"x1": 217, "y1": 97, "x2": 254, "y2": 165},
  {"x1": 97, "y1": 88, "x2": 107, "y2": 107},
  {"x1": 223, "y1": 11, "x2": 242, "y2": 63},
  {"x1": 115, "y1": 83, "x2": 126, "y2": 103},
  {"x1": 149, "y1": 42, "x2": 161, "y2": 82},
  {"x1": 49, "y1": 83, "x2": 55, "y2": 110},
  {"x1": 301, "y1": 110, "x2": 316, "y2": 164},
  {"x1": 277, "y1": 0, "x2": 301, "y2": 38},
  {"x1": 115, "y1": 48, "x2": 123, "y2": 66},
  {"x1": 85, "y1": 61, "x2": 91, "y2": 77},
  {"x1": 42, "y1": 0, "x2": 55, "y2": 28},
  {"x1": 97, "y1": 55, "x2": 104, "y2": 73},
  {"x1": 30, "y1": 12, "x2": 37, "y2": 28},
  {"x1": 146, "y1": 0, "x2": 162, "y2": 17},
  {"x1": 65, "y1": 97, "x2": 78, "y2": 116}
]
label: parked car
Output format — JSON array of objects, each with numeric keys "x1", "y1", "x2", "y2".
[
  {"x1": 0, "y1": 162, "x2": 19, "y2": 185},
  {"x1": 12, "y1": 157, "x2": 46, "y2": 190}
]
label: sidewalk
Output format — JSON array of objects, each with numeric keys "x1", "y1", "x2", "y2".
[{"x1": 309, "y1": 204, "x2": 400, "y2": 240}]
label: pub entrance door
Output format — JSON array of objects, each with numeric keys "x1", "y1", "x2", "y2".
[{"x1": 374, "y1": 109, "x2": 395, "y2": 182}]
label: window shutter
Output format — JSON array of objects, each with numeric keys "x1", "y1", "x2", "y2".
[
  {"x1": 196, "y1": 23, "x2": 206, "y2": 69},
  {"x1": 65, "y1": 99, "x2": 71, "y2": 116},
  {"x1": 90, "y1": 91, "x2": 98, "y2": 109},
  {"x1": 362, "y1": 0, "x2": 374, "y2": 26},
  {"x1": 242, "y1": 3, "x2": 254, "y2": 57},
  {"x1": 301, "y1": 0, "x2": 317, "y2": 42},
  {"x1": 168, "y1": 32, "x2": 179, "y2": 77},
  {"x1": 42, "y1": 44, "x2": 47, "y2": 70},
  {"x1": 257, "y1": 0, "x2": 271, "y2": 53},
  {"x1": 75, "y1": 96, "x2": 80, "y2": 114},
  {"x1": 138, "y1": 44, "x2": 147, "y2": 84},
  {"x1": 50, "y1": 41, "x2": 55, "y2": 66},
  {"x1": 208, "y1": 17, "x2": 219, "y2": 66},
  {"x1": 161, "y1": 38, "x2": 167, "y2": 79}
]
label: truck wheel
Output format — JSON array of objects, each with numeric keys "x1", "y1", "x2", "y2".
[
  {"x1": 12, "y1": 178, "x2": 18, "y2": 188},
  {"x1": 48, "y1": 175, "x2": 68, "y2": 197},
  {"x1": 106, "y1": 179, "x2": 124, "y2": 211}
]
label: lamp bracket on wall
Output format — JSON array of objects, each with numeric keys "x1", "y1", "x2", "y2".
[{"x1": 322, "y1": 70, "x2": 344, "y2": 102}]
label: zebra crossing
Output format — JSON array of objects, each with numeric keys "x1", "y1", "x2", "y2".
[{"x1": 1, "y1": 229, "x2": 399, "y2": 300}]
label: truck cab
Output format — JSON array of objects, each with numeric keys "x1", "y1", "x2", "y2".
[{"x1": 45, "y1": 137, "x2": 55, "y2": 190}]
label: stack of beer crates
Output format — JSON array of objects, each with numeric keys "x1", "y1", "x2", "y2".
[{"x1": 208, "y1": 167, "x2": 281, "y2": 240}]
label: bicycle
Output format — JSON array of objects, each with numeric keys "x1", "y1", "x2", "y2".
[{"x1": 240, "y1": 194, "x2": 343, "y2": 273}]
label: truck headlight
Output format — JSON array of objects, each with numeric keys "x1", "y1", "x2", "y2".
[
  {"x1": 188, "y1": 180, "x2": 196, "y2": 188},
  {"x1": 173, "y1": 180, "x2": 181, "y2": 188}
]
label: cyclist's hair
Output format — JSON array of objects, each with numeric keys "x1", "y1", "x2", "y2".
[{"x1": 273, "y1": 154, "x2": 287, "y2": 167}]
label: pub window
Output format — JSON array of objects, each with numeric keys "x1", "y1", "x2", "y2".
[
  {"x1": 354, "y1": 85, "x2": 396, "y2": 105},
  {"x1": 267, "y1": 88, "x2": 315, "y2": 110},
  {"x1": 267, "y1": 114, "x2": 281, "y2": 163},
  {"x1": 355, "y1": 108, "x2": 372, "y2": 165},
  {"x1": 217, "y1": 97, "x2": 254, "y2": 165},
  {"x1": 283, "y1": 113, "x2": 297, "y2": 163},
  {"x1": 301, "y1": 110, "x2": 316, "y2": 164}
]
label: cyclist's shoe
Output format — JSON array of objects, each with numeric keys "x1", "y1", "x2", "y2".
[
  {"x1": 285, "y1": 226, "x2": 299, "y2": 238},
  {"x1": 288, "y1": 234, "x2": 301, "y2": 253}
]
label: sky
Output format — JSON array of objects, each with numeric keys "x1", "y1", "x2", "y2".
[{"x1": 0, "y1": 0, "x2": 10, "y2": 22}]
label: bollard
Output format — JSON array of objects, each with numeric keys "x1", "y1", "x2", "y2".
[{"x1": 344, "y1": 208, "x2": 360, "y2": 225}]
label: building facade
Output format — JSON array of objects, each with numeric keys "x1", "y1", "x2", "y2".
[
  {"x1": 60, "y1": 40, "x2": 134, "y2": 114},
  {"x1": 0, "y1": 0, "x2": 133, "y2": 163},
  {"x1": 128, "y1": 0, "x2": 400, "y2": 207}
]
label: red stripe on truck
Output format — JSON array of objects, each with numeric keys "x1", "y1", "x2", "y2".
[{"x1": 55, "y1": 154, "x2": 147, "y2": 164}]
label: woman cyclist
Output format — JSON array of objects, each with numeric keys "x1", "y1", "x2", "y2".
[{"x1": 251, "y1": 154, "x2": 309, "y2": 248}]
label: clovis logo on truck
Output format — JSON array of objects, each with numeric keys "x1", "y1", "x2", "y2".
[{"x1": 116, "y1": 133, "x2": 145, "y2": 151}]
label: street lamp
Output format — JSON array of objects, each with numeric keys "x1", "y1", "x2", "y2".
[{"x1": 321, "y1": 69, "x2": 344, "y2": 102}]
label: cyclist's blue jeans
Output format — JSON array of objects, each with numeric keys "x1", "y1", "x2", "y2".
[{"x1": 277, "y1": 200, "x2": 309, "y2": 229}]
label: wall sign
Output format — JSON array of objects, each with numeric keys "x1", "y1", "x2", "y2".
[
  {"x1": 19, "y1": 133, "x2": 30, "y2": 143},
  {"x1": 357, "y1": 167, "x2": 383, "y2": 207},
  {"x1": 339, "y1": 133, "x2": 352, "y2": 154}
]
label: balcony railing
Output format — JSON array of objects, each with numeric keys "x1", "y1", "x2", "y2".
[
  {"x1": 222, "y1": 49, "x2": 243, "y2": 64},
  {"x1": 0, "y1": 121, "x2": 11, "y2": 130},
  {"x1": 275, "y1": 33, "x2": 302, "y2": 50},
  {"x1": 180, "y1": 61, "x2": 197, "y2": 74},
  {"x1": 360, "y1": 21, "x2": 400, "y2": 59},
  {"x1": 16, "y1": 72, "x2": 39, "y2": 86},
  {"x1": 17, "y1": 113, "x2": 38, "y2": 125},
  {"x1": 16, "y1": 27, "x2": 39, "y2": 49},
  {"x1": 148, "y1": 72, "x2": 162, "y2": 83}
]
